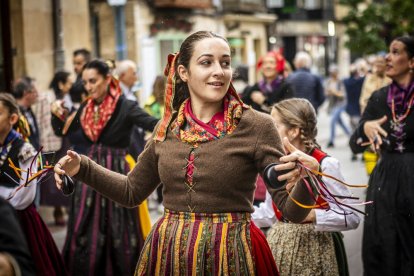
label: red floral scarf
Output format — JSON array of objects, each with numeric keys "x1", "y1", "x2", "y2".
[
  {"x1": 154, "y1": 52, "x2": 249, "y2": 143},
  {"x1": 80, "y1": 78, "x2": 121, "y2": 142},
  {"x1": 171, "y1": 92, "x2": 244, "y2": 145}
]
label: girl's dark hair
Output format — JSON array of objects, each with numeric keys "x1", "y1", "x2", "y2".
[
  {"x1": 395, "y1": 36, "x2": 414, "y2": 58},
  {"x1": 49, "y1": 71, "x2": 71, "y2": 99},
  {"x1": 173, "y1": 31, "x2": 230, "y2": 110},
  {"x1": 0, "y1": 92, "x2": 20, "y2": 116},
  {"x1": 83, "y1": 59, "x2": 110, "y2": 77}
]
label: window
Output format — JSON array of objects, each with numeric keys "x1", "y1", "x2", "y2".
[
  {"x1": 304, "y1": 0, "x2": 321, "y2": 9},
  {"x1": 240, "y1": 0, "x2": 263, "y2": 4},
  {"x1": 228, "y1": 37, "x2": 246, "y2": 68},
  {"x1": 267, "y1": 0, "x2": 284, "y2": 8},
  {"x1": 156, "y1": 36, "x2": 185, "y2": 74}
]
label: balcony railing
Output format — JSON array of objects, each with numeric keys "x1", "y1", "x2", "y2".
[
  {"x1": 222, "y1": 0, "x2": 266, "y2": 13},
  {"x1": 154, "y1": 0, "x2": 212, "y2": 9}
]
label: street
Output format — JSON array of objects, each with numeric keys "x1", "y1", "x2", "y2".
[{"x1": 42, "y1": 103, "x2": 368, "y2": 276}]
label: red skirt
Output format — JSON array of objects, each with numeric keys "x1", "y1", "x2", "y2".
[
  {"x1": 16, "y1": 204, "x2": 68, "y2": 276},
  {"x1": 251, "y1": 221, "x2": 279, "y2": 275}
]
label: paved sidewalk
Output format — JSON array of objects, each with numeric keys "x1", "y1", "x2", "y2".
[{"x1": 316, "y1": 105, "x2": 367, "y2": 276}]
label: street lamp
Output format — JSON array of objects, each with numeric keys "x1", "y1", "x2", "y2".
[{"x1": 328, "y1": 20, "x2": 335, "y2": 37}]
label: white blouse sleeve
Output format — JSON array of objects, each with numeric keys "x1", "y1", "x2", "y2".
[
  {"x1": 314, "y1": 156, "x2": 361, "y2": 232},
  {"x1": 252, "y1": 191, "x2": 277, "y2": 228},
  {"x1": 0, "y1": 156, "x2": 38, "y2": 210}
]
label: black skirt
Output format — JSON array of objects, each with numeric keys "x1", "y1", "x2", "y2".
[
  {"x1": 362, "y1": 152, "x2": 414, "y2": 276},
  {"x1": 62, "y1": 144, "x2": 144, "y2": 276}
]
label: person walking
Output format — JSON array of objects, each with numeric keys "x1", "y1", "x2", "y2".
[{"x1": 326, "y1": 65, "x2": 351, "y2": 148}]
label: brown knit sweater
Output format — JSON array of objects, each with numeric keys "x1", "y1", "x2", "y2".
[{"x1": 75, "y1": 109, "x2": 313, "y2": 222}]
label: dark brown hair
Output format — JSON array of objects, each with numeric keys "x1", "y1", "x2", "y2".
[
  {"x1": 395, "y1": 36, "x2": 414, "y2": 58},
  {"x1": 83, "y1": 59, "x2": 110, "y2": 77},
  {"x1": 173, "y1": 31, "x2": 230, "y2": 110}
]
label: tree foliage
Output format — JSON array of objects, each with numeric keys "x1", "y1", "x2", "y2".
[{"x1": 339, "y1": 0, "x2": 414, "y2": 56}]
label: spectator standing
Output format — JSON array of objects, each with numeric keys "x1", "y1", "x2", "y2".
[
  {"x1": 11, "y1": 77, "x2": 40, "y2": 150},
  {"x1": 33, "y1": 71, "x2": 73, "y2": 225},
  {"x1": 358, "y1": 55, "x2": 392, "y2": 170},
  {"x1": 326, "y1": 64, "x2": 350, "y2": 148},
  {"x1": 344, "y1": 64, "x2": 365, "y2": 161},
  {"x1": 243, "y1": 51, "x2": 293, "y2": 113},
  {"x1": 144, "y1": 75, "x2": 166, "y2": 120},
  {"x1": 116, "y1": 59, "x2": 147, "y2": 159},
  {"x1": 70, "y1": 48, "x2": 91, "y2": 107},
  {"x1": 116, "y1": 59, "x2": 139, "y2": 101},
  {"x1": 360, "y1": 55, "x2": 392, "y2": 113},
  {"x1": 287, "y1": 51, "x2": 325, "y2": 113}
]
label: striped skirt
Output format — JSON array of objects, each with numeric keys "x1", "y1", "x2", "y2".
[{"x1": 136, "y1": 209, "x2": 278, "y2": 275}]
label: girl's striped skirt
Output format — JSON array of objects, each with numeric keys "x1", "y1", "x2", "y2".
[{"x1": 136, "y1": 209, "x2": 278, "y2": 275}]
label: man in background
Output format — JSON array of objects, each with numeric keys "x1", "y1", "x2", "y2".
[
  {"x1": 288, "y1": 51, "x2": 325, "y2": 113},
  {"x1": 12, "y1": 77, "x2": 40, "y2": 150},
  {"x1": 70, "y1": 48, "x2": 91, "y2": 107},
  {"x1": 116, "y1": 59, "x2": 139, "y2": 102}
]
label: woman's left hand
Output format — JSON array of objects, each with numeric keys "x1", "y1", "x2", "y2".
[{"x1": 274, "y1": 137, "x2": 319, "y2": 189}]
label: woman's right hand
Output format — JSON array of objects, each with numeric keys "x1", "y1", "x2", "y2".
[
  {"x1": 363, "y1": 115, "x2": 388, "y2": 150},
  {"x1": 54, "y1": 150, "x2": 81, "y2": 189},
  {"x1": 275, "y1": 138, "x2": 319, "y2": 189}
]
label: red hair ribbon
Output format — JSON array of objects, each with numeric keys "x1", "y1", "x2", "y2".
[{"x1": 154, "y1": 52, "x2": 180, "y2": 142}]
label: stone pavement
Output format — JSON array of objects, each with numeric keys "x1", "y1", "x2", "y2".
[
  {"x1": 316, "y1": 104, "x2": 368, "y2": 276},
  {"x1": 42, "y1": 103, "x2": 368, "y2": 276}
]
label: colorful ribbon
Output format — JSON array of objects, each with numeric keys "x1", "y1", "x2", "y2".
[{"x1": 285, "y1": 160, "x2": 372, "y2": 225}]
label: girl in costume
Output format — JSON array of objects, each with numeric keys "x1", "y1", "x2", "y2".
[
  {"x1": 54, "y1": 31, "x2": 320, "y2": 275},
  {"x1": 0, "y1": 92, "x2": 67, "y2": 275},
  {"x1": 51, "y1": 60, "x2": 158, "y2": 275},
  {"x1": 350, "y1": 36, "x2": 414, "y2": 276},
  {"x1": 253, "y1": 98, "x2": 361, "y2": 276},
  {"x1": 243, "y1": 51, "x2": 293, "y2": 113}
]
